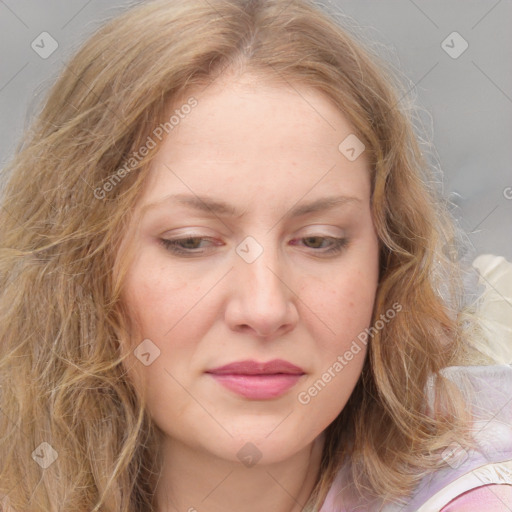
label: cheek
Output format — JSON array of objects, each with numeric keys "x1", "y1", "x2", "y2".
[
  {"x1": 121, "y1": 257, "x2": 193, "y2": 337},
  {"x1": 306, "y1": 265, "x2": 377, "y2": 348},
  {"x1": 118, "y1": 259, "x2": 196, "y2": 385},
  {"x1": 119, "y1": 274, "x2": 202, "y2": 423},
  {"x1": 295, "y1": 267, "x2": 376, "y2": 424}
]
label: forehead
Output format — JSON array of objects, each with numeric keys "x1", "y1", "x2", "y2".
[
  {"x1": 169, "y1": 75, "x2": 358, "y2": 158},
  {"x1": 138, "y1": 75, "x2": 371, "y2": 211}
]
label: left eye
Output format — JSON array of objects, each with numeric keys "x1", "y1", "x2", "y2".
[{"x1": 292, "y1": 236, "x2": 348, "y2": 254}]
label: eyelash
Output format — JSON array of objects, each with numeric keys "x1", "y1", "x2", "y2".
[{"x1": 159, "y1": 235, "x2": 349, "y2": 257}]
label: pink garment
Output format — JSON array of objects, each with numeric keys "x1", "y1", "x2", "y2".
[
  {"x1": 318, "y1": 364, "x2": 512, "y2": 511},
  {"x1": 440, "y1": 484, "x2": 512, "y2": 511}
]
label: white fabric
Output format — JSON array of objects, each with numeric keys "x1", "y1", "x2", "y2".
[{"x1": 472, "y1": 254, "x2": 512, "y2": 363}]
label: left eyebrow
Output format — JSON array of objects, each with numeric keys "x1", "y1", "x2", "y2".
[
  {"x1": 140, "y1": 193, "x2": 362, "y2": 219},
  {"x1": 285, "y1": 195, "x2": 361, "y2": 218}
]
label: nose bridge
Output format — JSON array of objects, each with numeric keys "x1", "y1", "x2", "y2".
[
  {"x1": 228, "y1": 234, "x2": 296, "y2": 336},
  {"x1": 235, "y1": 234, "x2": 287, "y2": 300}
]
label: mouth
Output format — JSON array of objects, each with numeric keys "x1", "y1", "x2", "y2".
[
  {"x1": 206, "y1": 359, "x2": 305, "y2": 376},
  {"x1": 206, "y1": 359, "x2": 306, "y2": 399}
]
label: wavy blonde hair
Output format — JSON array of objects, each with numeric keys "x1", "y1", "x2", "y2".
[{"x1": 0, "y1": 0, "x2": 492, "y2": 510}]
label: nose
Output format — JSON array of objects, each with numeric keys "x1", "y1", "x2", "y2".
[{"x1": 224, "y1": 238, "x2": 299, "y2": 339}]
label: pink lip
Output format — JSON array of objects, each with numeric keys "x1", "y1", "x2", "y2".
[
  {"x1": 207, "y1": 359, "x2": 305, "y2": 375},
  {"x1": 206, "y1": 359, "x2": 305, "y2": 400}
]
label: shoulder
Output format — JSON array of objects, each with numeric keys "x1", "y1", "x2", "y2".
[
  {"x1": 320, "y1": 365, "x2": 512, "y2": 512},
  {"x1": 409, "y1": 459, "x2": 512, "y2": 512},
  {"x1": 440, "y1": 483, "x2": 512, "y2": 511},
  {"x1": 391, "y1": 364, "x2": 512, "y2": 512}
]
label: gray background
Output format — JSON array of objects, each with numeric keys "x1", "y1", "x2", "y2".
[{"x1": 1, "y1": 0, "x2": 511, "y2": 260}]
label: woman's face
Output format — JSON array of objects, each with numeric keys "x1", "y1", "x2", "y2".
[{"x1": 118, "y1": 75, "x2": 380, "y2": 465}]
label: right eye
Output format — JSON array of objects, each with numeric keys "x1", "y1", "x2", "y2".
[{"x1": 159, "y1": 236, "x2": 221, "y2": 257}]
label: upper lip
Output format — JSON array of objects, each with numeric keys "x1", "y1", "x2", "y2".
[{"x1": 206, "y1": 359, "x2": 305, "y2": 375}]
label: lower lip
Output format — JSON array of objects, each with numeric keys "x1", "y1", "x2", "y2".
[{"x1": 207, "y1": 373, "x2": 304, "y2": 400}]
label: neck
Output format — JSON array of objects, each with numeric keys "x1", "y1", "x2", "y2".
[{"x1": 155, "y1": 432, "x2": 326, "y2": 512}]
